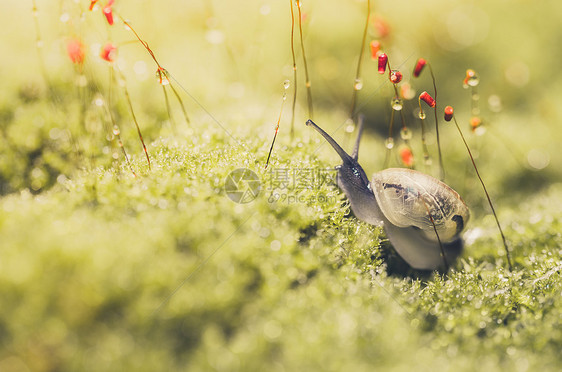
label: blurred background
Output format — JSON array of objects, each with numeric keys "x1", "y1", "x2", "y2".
[{"x1": 1, "y1": 0, "x2": 560, "y2": 201}]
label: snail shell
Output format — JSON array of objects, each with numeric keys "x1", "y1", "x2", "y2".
[{"x1": 372, "y1": 168, "x2": 469, "y2": 243}]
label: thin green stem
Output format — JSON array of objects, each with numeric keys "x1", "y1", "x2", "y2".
[
  {"x1": 296, "y1": 1, "x2": 313, "y2": 119},
  {"x1": 265, "y1": 92, "x2": 287, "y2": 169},
  {"x1": 169, "y1": 82, "x2": 190, "y2": 125},
  {"x1": 427, "y1": 64, "x2": 444, "y2": 180},
  {"x1": 383, "y1": 107, "x2": 395, "y2": 169},
  {"x1": 117, "y1": 69, "x2": 151, "y2": 170},
  {"x1": 162, "y1": 85, "x2": 176, "y2": 129},
  {"x1": 107, "y1": 68, "x2": 136, "y2": 177},
  {"x1": 471, "y1": 85, "x2": 479, "y2": 116},
  {"x1": 289, "y1": 0, "x2": 297, "y2": 138},
  {"x1": 420, "y1": 194, "x2": 449, "y2": 272},
  {"x1": 348, "y1": 0, "x2": 370, "y2": 121},
  {"x1": 119, "y1": 15, "x2": 189, "y2": 128},
  {"x1": 452, "y1": 116, "x2": 512, "y2": 270},
  {"x1": 417, "y1": 99, "x2": 431, "y2": 169}
]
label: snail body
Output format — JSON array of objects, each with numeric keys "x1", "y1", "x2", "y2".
[{"x1": 306, "y1": 119, "x2": 469, "y2": 270}]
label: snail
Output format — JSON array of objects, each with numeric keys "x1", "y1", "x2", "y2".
[{"x1": 306, "y1": 119, "x2": 470, "y2": 270}]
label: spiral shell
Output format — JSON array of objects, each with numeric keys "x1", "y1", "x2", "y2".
[{"x1": 372, "y1": 168, "x2": 470, "y2": 243}]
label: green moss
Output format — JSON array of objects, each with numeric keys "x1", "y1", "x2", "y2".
[{"x1": 0, "y1": 135, "x2": 560, "y2": 371}]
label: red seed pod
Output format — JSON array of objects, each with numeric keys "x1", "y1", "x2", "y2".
[
  {"x1": 413, "y1": 58, "x2": 426, "y2": 78},
  {"x1": 444, "y1": 106, "x2": 454, "y2": 121},
  {"x1": 370, "y1": 40, "x2": 381, "y2": 60},
  {"x1": 100, "y1": 42, "x2": 117, "y2": 62},
  {"x1": 400, "y1": 146, "x2": 414, "y2": 167},
  {"x1": 463, "y1": 69, "x2": 477, "y2": 87},
  {"x1": 378, "y1": 53, "x2": 388, "y2": 74},
  {"x1": 389, "y1": 70, "x2": 403, "y2": 84},
  {"x1": 67, "y1": 39, "x2": 85, "y2": 65},
  {"x1": 373, "y1": 16, "x2": 390, "y2": 38},
  {"x1": 103, "y1": 0, "x2": 114, "y2": 25},
  {"x1": 419, "y1": 91, "x2": 436, "y2": 107},
  {"x1": 470, "y1": 116, "x2": 482, "y2": 131},
  {"x1": 400, "y1": 82, "x2": 415, "y2": 100}
]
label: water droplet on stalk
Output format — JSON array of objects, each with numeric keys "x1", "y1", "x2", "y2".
[
  {"x1": 354, "y1": 78, "x2": 363, "y2": 90},
  {"x1": 468, "y1": 75, "x2": 480, "y2": 87},
  {"x1": 345, "y1": 119, "x2": 355, "y2": 133},
  {"x1": 283, "y1": 80, "x2": 291, "y2": 90},
  {"x1": 418, "y1": 111, "x2": 426, "y2": 120},
  {"x1": 400, "y1": 127, "x2": 412, "y2": 140},
  {"x1": 391, "y1": 98, "x2": 403, "y2": 111},
  {"x1": 385, "y1": 137, "x2": 394, "y2": 149},
  {"x1": 156, "y1": 69, "x2": 170, "y2": 86},
  {"x1": 474, "y1": 126, "x2": 486, "y2": 136},
  {"x1": 93, "y1": 96, "x2": 104, "y2": 106}
]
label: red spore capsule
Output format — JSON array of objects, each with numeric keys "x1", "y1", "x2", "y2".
[
  {"x1": 67, "y1": 39, "x2": 85, "y2": 65},
  {"x1": 444, "y1": 106, "x2": 454, "y2": 121},
  {"x1": 373, "y1": 16, "x2": 390, "y2": 38},
  {"x1": 390, "y1": 70, "x2": 403, "y2": 84},
  {"x1": 470, "y1": 116, "x2": 482, "y2": 131},
  {"x1": 378, "y1": 53, "x2": 388, "y2": 74},
  {"x1": 103, "y1": 0, "x2": 114, "y2": 25},
  {"x1": 419, "y1": 91, "x2": 436, "y2": 107},
  {"x1": 100, "y1": 42, "x2": 117, "y2": 62},
  {"x1": 413, "y1": 58, "x2": 426, "y2": 77},
  {"x1": 370, "y1": 40, "x2": 381, "y2": 60},
  {"x1": 400, "y1": 146, "x2": 414, "y2": 167},
  {"x1": 463, "y1": 69, "x2": 478, "y2": 88},
  {"x1": 400, "y1": 82, "x2": 415, "y2": 100}
]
